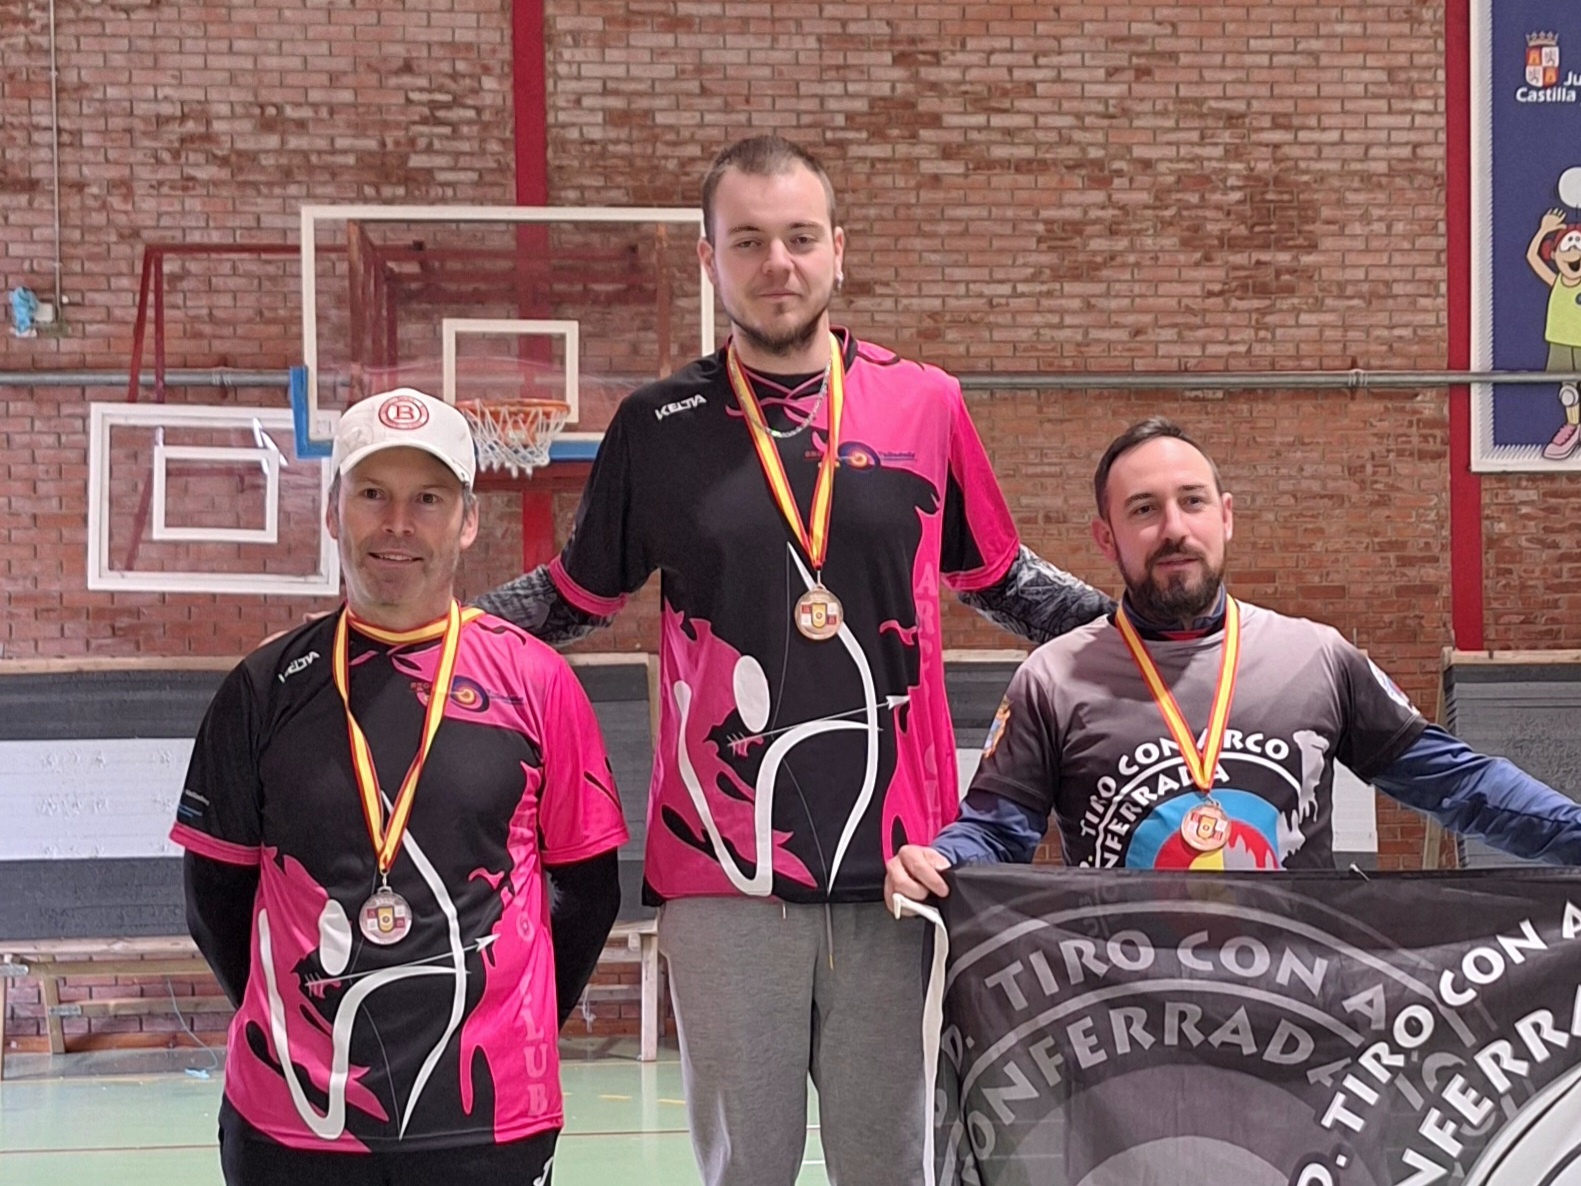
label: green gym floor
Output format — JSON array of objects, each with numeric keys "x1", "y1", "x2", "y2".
[{"x1": 0, "y1": 1038, "x2": 830, "y2": 1185}]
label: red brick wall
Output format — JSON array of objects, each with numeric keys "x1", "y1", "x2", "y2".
[
  {"x1": 1484, "y1": 481, "x2": 1581, "y2": 648},
  {"x1": 0, "y1": 3, "x2": 1572, "y2": 876},
  {"x1": 1, "y1": 0, "x2": 519, "y2": 651},
  {"x1": 1, "y1": 0, "x2": 517, "y2": 370},
  {"x1": 539, "y1": 1, "x2": 1467, "y2": 867},
  {"x1": 2, "y1": 961, "x2": 232, "y2": 1054}
]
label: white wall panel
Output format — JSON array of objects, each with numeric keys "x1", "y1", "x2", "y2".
[{"x1": 0, "y1": 739, "x2": 192, "y2": 860}]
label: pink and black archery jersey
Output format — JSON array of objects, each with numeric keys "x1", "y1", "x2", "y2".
[{"x1": 171, "y1": 612, "x2": 628, "y2": 1151}]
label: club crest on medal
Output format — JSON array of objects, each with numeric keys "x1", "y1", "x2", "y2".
[
  {"x1": 795, "y1": 586, "x2": 843, "y2": 641},
  {"x1": 360, "y1": 888, "x2": 412, "y2": 945},
  {"x1": 1181, "y1": 801, "x2": 1231, "y2": 852}
]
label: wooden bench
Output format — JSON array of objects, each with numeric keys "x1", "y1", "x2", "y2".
[
  {"x1": 0, "y1": 936, "x2": 222, "y2": 1080},
  {"x1": 581, "y1": 917, "x2": 668, "y2": 1062}
]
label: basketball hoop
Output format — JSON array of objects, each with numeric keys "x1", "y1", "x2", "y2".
[{"x1": 457, "y1": 398, "x2": 571, "y2": 477}]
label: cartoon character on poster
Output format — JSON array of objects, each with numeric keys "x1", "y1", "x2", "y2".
[
  {"x1": 1470, "y1": 13, "x2": 1581, "y2": 468},
  {"x1": 1523, "y1": 166, "x2": 1581, "y2": 461}
]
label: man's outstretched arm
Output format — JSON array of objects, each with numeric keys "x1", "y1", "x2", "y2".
[
  {"x1": 957, "y1": 545, "x2": 1114, "y2": 646},
  {"x1": 1373, "y1": 723, "x2": 1581, "y2": 865},
  {"x1": 474, "y1": 565, "x2": 615, "y2": 647}
]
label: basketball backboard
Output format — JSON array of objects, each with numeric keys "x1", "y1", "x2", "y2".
[
  {"x1": 296, "y1": 205, "x2": 714, "y2": 469},
  {"x1": 86, "y1": 402, "x2": 338, "y2": 595}
]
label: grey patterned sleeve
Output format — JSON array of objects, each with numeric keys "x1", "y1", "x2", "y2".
[
  {"x1": 956, "y1": 544, "x2": 1115, "y2": 646},
  {"x1": 473, "y1": 565, "x2": 615, "y2": 647}
]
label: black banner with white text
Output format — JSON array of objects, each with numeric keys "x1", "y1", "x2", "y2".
[{"x1": 925, "y1": 868, "x2": 1581, "y2": 1186}]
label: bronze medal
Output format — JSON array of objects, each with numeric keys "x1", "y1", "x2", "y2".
[
  {"x1": 794, "y1": 584, "x2": 844, "y2": 641},
  {"x1": 728, "y1": 333, "x2": 851, "y2": 645},
  {"x1": 334, "y1": 601, "x2": 475, "y2": 948},
  {"x1": 1115, "y1": 598, "x2": 1241, "y2": 795},
  {"x1": 1180, "y1": 800, "x2": 1231, "y2": 852}
]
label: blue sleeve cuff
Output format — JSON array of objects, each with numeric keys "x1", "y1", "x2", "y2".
[{"x1": 931, "y1": 789, "x2": 1050, "y2": 866}]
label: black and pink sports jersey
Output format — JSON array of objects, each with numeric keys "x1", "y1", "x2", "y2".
[
  {"x1": 552, "y1": 330, "x2": 1020, "y2": 904},
  {"x1": 170, "y1": 611, "x2": 627, "y2": 1152}
]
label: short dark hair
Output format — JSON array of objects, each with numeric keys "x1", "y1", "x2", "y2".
[
  {"x1": 1093, "y1": 417, "x2": 1223, "y2": 519},
  {"x1": 700, "y1": 135, "x2": 837, "y2": 243}
]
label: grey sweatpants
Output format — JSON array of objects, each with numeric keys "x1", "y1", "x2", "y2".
[{"x1": 658, "y1": 897, "x2": 929, "y2": 1186}]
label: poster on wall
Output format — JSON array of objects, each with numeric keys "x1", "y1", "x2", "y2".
[{"x1": 1473, "y1": 0, "x2": 1581, "y2": 470}]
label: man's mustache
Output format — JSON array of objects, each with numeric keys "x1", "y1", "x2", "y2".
[{"x1": 1147, "y1": 541, "x2": 1206, "y2": 569}]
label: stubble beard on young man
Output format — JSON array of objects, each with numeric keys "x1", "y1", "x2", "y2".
[{"x1": 723, "y1": 293, "x2": 832, "y2": 365}]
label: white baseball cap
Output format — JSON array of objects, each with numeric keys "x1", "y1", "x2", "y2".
[{"x1": 331, "y1": 388, "x2": 477, "y2": 488}]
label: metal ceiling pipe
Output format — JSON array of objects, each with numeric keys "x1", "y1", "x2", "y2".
[
  {"x1": 47, "y1": 0, "x2": 64, "y2": 316},
  {"x1": 4, "y1": 366, "x2": 1578, "y2": 393},
  {"x1": 956, "y1": 369, "x2": 1581, "y2": 391},
  {"x1": 0, "y1": 369, "x2": 292, "y2": 388}
]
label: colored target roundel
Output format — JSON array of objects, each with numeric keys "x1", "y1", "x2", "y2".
[
  {"x1": 838, "y1": 441, "x2": 879, "y2": 469},
  {"x1": 378, "y1": 395, "x2": 430, "y2": 430},
  {"x1": 449, "y1": 676, "x2": 489, "y2": 711}
]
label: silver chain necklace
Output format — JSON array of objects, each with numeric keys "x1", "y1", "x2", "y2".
[{"x1": 756, "y1": 365, "x2": 831, "y2": 440}]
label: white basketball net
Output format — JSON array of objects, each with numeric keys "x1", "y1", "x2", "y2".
[{"x1": 457, "y1": 399, "x2": 571, "y2": 477}]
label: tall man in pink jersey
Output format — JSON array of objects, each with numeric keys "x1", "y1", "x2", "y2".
[
  {"x1": 172, "y1": 388, "x2": 628, "y2": 1185},
  {"x1": 478, "y1": 137, "x2": 1110, "y2": 1184}
]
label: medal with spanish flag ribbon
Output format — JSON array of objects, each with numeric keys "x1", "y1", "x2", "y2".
[
  {"x1": 727, "y1": 332, "x2": 847, "y2": 642},
  {"x1": 333, "y1": 600, "x2": 479, "y2": 945},
  {"x1": 1115, "y1": 596, "x2": 1241, "y2": 853}
]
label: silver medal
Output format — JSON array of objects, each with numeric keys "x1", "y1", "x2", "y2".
[{"x1": 359, "y1": 887, "x2": 413, "y2": 945}]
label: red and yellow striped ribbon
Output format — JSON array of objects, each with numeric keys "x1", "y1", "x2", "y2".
[
  {"x1": 332, "y1": 600, "x2": 480, "y2": 876},
  {"x1": 726, "y1": 332, "x2": 846, "y2": 573},
  {"x1": 1114, "y1": 596, "x2": 1241, "y2": 792}
]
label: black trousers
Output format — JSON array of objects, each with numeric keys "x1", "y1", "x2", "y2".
[{"x1": 219, "y1": 1098, "x2": 557, "y2": 1186}]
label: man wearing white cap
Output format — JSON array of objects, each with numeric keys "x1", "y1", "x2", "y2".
[{"x1": 171, "y1": 388, "x2": 628, "y2": 1184}]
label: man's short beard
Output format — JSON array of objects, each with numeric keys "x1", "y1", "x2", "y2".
[
  {"x1": 1125, "y1": 564, "x2": 1224, "y2": 627},
  {"x1": 726, "y1": 299, "x2": 830, "y2": 361}
]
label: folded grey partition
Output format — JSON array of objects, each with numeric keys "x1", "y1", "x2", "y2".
[
  {"x1": 0, "y1": 658, "x2": 659, "y2": 939},
  {"x1": 0, "y1": 667, "x2": 227, "y2": 939},
  {"x1": 568, "y1": 660, "x2": 656, "y2": 922},
  {"x1": 0, "y1": 669, "x2": 225, "y2": 742},
  {"x1": 1442, "y1": 654, "x2": 1581, "y2": 868}
]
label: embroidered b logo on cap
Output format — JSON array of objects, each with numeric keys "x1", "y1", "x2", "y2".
[
  {"x1": 331, "y1": 388, "x2": 478, "y2": 487},
  {"x1": 378, "y1": 394, "x2": 431, "y2": 430}
]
